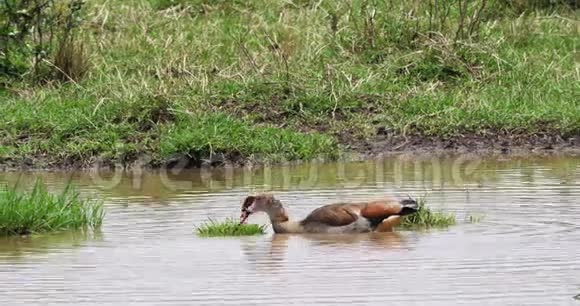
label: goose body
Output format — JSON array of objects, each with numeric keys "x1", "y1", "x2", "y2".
[{"x1": 239, "y1": 194, "x2": 418, "y2": 234}]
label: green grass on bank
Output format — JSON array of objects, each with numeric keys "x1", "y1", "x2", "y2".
[
  {"x1": 0, "y1": 97, "x2": 338, "y2": 167},
  {"x1": 1, "y1": 0, "x2": 578, "y2": 168},
  {"x1": 0, "y1": 180, "x2": 104, "y2": 236},
  {"x1": 195, "y1": 218, "x2": 267, "y2": 237}
]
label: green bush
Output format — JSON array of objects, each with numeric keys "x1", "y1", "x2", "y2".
[{"x1": 0, "y1": 0, "x2": 87, "y2": 83}]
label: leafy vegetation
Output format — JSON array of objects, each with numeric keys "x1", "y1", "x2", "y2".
[
  {"x1": 1, "y1": 0, "x2": 88, "y2": 83},
  {"x1": 195, "y1": 218, "x2": 267, "y2": 237},
  {"x1": 0, "y1": 180, "x2": 104, "y2": 236},
  {"x1": 1, "y1": 0, "x2": 578, "y2": 168}
]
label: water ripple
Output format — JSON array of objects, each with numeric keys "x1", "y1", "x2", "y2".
[{"x1": 1, "y1": 155, "x2": 579, "y2": 305}]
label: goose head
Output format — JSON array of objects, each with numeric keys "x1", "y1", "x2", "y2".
[{"x1": 239, "y1": 193, "x2": 283, "y2": 224}]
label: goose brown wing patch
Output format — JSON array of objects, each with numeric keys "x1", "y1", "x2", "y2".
[
  {"x1": 301, "y1": 204, "x2": 359, "y2": 227},
  {"x1": 360, "y1": 200, "x2": 403, "y2": 219}
]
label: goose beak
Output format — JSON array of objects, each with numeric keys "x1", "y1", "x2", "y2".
[{"x1": 240, "y1": 210, "x2": 251, "y2": 224}]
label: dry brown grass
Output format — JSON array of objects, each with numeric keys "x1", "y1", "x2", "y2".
[{"x1": 53, "y1": 37, "x2": 90, "y2": 83}]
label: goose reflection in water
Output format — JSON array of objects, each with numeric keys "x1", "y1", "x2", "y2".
[{"x1": 240, "y1": 232, "x2": 412, "y2": 272}]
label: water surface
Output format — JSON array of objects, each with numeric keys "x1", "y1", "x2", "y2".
[{"x1": 1, "y1": 154, "x2": 579, "y2": 305}]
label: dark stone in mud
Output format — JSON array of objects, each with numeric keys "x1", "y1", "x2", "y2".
[
  {"x1": 443, "y1": 141, "x2": 455, "y2": 149},
  {"x1": 376, "y1": 126, "x2": 392, "y2": 136},
  {"x1": 163, "y1": 152, "x2": 246, "y2": 170}
]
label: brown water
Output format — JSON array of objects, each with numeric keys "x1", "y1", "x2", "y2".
[{"x1": 1, "y1": 154, "x2": 580, "y2": 305}]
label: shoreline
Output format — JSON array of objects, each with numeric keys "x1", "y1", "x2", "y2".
[{"x1": 2, "y1": 134, "x2": 579, "y2": 172}]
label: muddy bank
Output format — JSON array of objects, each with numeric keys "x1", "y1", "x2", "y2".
[
  {"x1": 358, "y1": 132, "x2": 580, "y2": 155},
  {"x1": 1, "y1": 133, "x2": 579, "y2": 172}
]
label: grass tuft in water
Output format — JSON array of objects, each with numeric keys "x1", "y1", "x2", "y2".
[
  {"x1": 466, "y1": 214, "x2": 485, "y2": 224},
  {"x1": 0, "y1": 180, "x2": 105, "y2": 236},
  {"x1": 195, "y1": 218, "x2": 267, "y2": 237},
  {"x1": 397, "y1": 199, "x2": 456, "y2": 229}
]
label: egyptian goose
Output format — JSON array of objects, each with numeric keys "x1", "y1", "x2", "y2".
[{"x1": 239, "y1": 193, "x2": 418, "y2": 234}]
